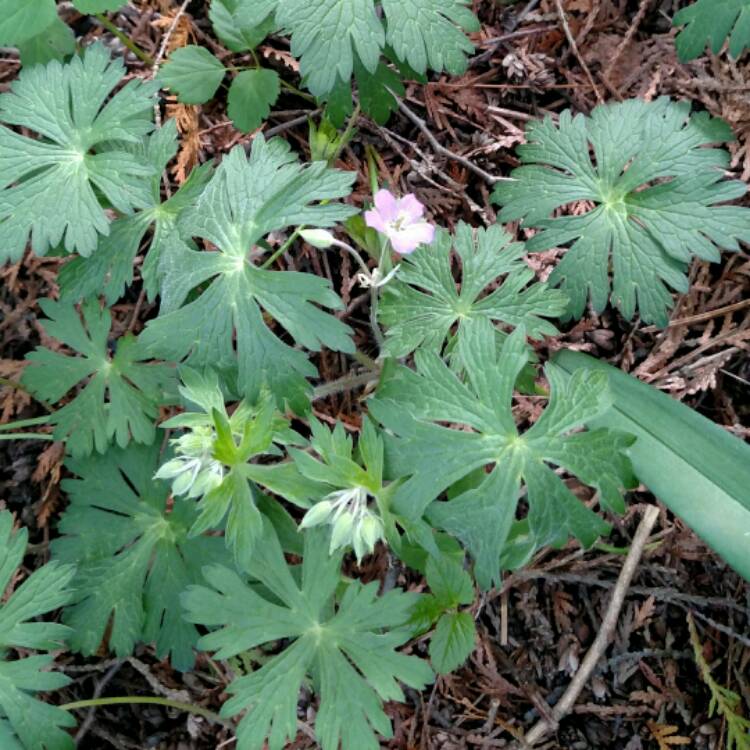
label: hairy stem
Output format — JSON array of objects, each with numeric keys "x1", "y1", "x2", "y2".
[
  {"x1": 352, "y1": 349, "x2": 378, "y2": 370},
  {"x1": 0, "y1": 415, "x2": 50, "y2": 430},
  {"x1": 94, "y1": 14, "x2": 155, "y2": 66},
  {"x1": 313, "y1": 370, "x2": 380, "y2": 401},
  {"x1": 331, "y1": 102, "x2": 361, "y2": 164},
  {"x1": 260, "y1": 227, "x2": 303, "y2": 270},
  {"x1": 0, "y1": 433, "x2": 54, "y2": 442},
  {"x1": 60, "y1": 696, "x2": 229, "y2": 727}
]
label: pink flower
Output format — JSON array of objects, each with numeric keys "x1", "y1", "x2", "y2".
[{"x1": 364, "y1": 189, "x2": 435, "y2": 255}]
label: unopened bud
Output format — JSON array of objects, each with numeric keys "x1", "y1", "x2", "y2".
[
  {"x1": 329, "y1": 511, "x2": 354, "y2": 552},
  {"x1": 300, "y1": 500, "x2": 334, "y2": 529},
  {"x1": 300, "y1": 228, "x2": 336, "y2": 249}
]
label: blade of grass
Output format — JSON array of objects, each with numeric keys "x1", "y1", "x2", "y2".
[{"x1": 553, "y1": 349, "x2": 750, "y2": 581}]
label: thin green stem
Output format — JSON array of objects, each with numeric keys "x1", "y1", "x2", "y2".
[
  {"x1": 0, "y1": 433, "x2": 54, "y2": 442},
  {"x1": 0, "y1": 415, "x2": 51, "y2": 430},
  {"x1": 369, "y1": 284, "x2": 384, "y2": 350},
  {"x1": 365, "y1": 144, "x2": 380, "y2": 196},
  {"x1": 328, "y1": 238, "x2": 371, "y2": 278},
  {"x1": 95, "y1": 14, "x2": 155, "y2": 66},
  {"x1": 331, "y1": 102, "x2": 361, "y2": 164},
  {"x1": 352, "y1": 349, "x2": 378, "y2": 370},
  {"x1": 60, "y1": 696, "x2": 229, "y2": 727},
  {"x1": 279, "y1": 78, "x2": 315, "y2": 102},
  {"x1": 368, "y1": 243, "x2": 391, "y2": 351},
  {"x1": 260, "y1": 227, "x2": 303, "y2": 269},
  {"x1": 594, "y1": 540, "x2": 663, "y2": 556},
  {"x1": 313, "y1": 370, "x2": 380, "y2": 401}
]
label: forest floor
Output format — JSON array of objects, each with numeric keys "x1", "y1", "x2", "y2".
[{"x1": 0, "y1": 1, "x2": 749, "y2": 748}]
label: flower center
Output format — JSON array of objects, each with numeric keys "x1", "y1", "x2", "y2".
[
  {"x1": 390, "y1": 211, "x2": 413, "y2": 232},
  {"x1": 328, "y1": 486, "x2": 371, "y2": 522}
]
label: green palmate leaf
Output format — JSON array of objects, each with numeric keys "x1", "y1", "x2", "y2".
[
  {"x1": 52, "y1": 443, "x2": 234, "y2": 670},
  {"x1": 425, "y1": 554, "x2": 473, "y2": 609},
  {"x1": 58, "y1": 120, "x2": 213, "y2": 304},
  {"x1": 381, "y1": 0, "x2": 479, "y2": 77},
  {"x1": 411, "y1": 554, "x2": 476, "y2": 674},
  {"x1": 183, "y1": 523, "x2": 434, "y2": 750},
  {"x1": 553, "y1": 349, "x2": 750, "y2": 582},
  {"x1": 0, "y1": 511, "x2": 76, "y2": 750},
  {"x1": 673, "y1": 0, "x2": 750, "y2": 61},
  {"x1": 379, "y1": 223, "x2": 567, "y2": 360},
  {"x1": 0, "y1": 43, "x2": 157, "y2": 262},
  {"x1": 273, "y1": 0, "x2": 477, "y2": 97},
  {"x1": 275, "y1": 0, "x2": 385, "y2": 96},
  {"x1": 353, "y1": 57, "x2": 405, "y2": 125},
  {"x1": 372, "y1": 319, "x2": 636, "y2": 589},
  {"x1": 227, "y1": 69, "x2": 281, "y2": 132},
  {"x1": 158, "y1": 46, "x2": 227, "y2": 104},
  {"x1": 430, "y1": 611, "x2": 475, "y2": 675},
  {"x1": 209, "y1": 0, "x2": 277, "y2": 51},
  {"x1": 22, "y1": 298, "x2": 176, "y2": 457},
  {"x1": 0, "y1": 0, "x2": 57, "y2": 47},
  {"x1": 138, "y1": 136, "x2": 356, "y2": 410},
  {"x1": 492, "y1": 97, "x2": 750, "y2": 326},
  {"x1": 16, "y1": 17, "x2": 76, "y2": 68}
]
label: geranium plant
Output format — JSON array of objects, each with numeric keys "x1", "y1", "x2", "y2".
[{"x1": 0, "y1": 6, "x2": 748, "y2": 750}]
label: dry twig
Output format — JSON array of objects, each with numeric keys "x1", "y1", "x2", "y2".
[
  {"x1": 394, "y1": 96, "x2": 505, "y2": 185},
  {"x1": 553, "y1": 0, "x2": 603, "y2": 105},
  {"x1": 511, "y1": 505, "x2": 661, "y2": 748}
]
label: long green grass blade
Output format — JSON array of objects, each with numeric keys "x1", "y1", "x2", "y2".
[{"x1": 553, "y1": 349, "x2": 750, "y2": 581}]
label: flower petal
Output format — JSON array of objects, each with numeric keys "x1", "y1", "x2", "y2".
[
  {"x1": 373, "y1": 188, "x2": 399, "y2": 222},
  {"x1": 397, "y1": 193, "x2": 425, "y2": 222},
  {"x1": 390, "y1": 221, "x2": 436, "y2": 254},
  {"x1": 364, "y1": 208, "x2": 387, "y2": 233}
]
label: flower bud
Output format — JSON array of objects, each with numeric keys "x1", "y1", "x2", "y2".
[
  {"x1": 300, "y1": 228, "x2": 336, "y2": 249},
  {"x1": 352, "y1": 527, "x2": 368, "y2": 563},
  {"x1": 189, "y1": 467, "x2": 223, "y2": 498},
  {"x1": 154, "y1": 458, "x2": 187, "y2": 480},
  {"x1": 359, "y1": 513, "x2": 384, "y2": 551},
  {"x1": 300, "y1": 500, "x2": 334, "y2": 529},
  {"x1": 329, "y1": 511, "x2": 354, "y2": 553},
  {"x1": 171, "y1": 465, "x2": 196, "y2": 497}
]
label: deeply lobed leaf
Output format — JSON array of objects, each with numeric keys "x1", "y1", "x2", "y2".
[
  {"x1": 379, "y1": 222, "x2": 567, "y2": 360},
  {"x1": 0, "y1": 512, "x2": 76, "y2": 750},
  {"x1": 58, "y1": 121, "x2": 213, "y2": 304},
  {"x1": 138, "y1": 136, "x2": 357, "y2": 410},
  {"x1": 372, "y1": 319, "x2": 636, "y2": 588},
  {"x1": 212, "y1": 0, "x2": 477, "y2": 100},
  {"x1": 52, "y1": 442, "x2": 234, "y2": 670},
  {"x1": 183, "y1": 523, "x2": 433, "y2": 750},
  {"x1": 0, "y1": 43, "x2": 157, "y2": 261},
  {"x1": 492, "y1": 97, "x2": 750, "y2": 326},
  {"x1": 673, "y1": 0, "x2": 750, "y2": 61},
  {"x1": 22, "y1": 298, "x2": 176, "y2": 457}
]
